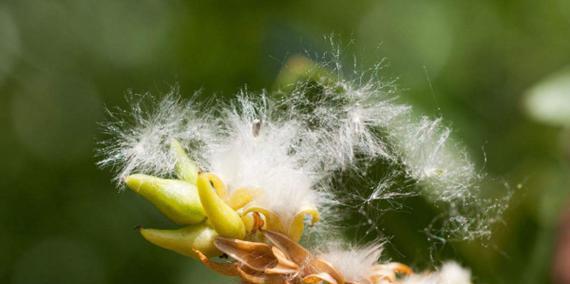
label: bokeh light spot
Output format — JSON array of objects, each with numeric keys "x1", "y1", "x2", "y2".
[{"x1": 0, "y1": 6, "x2": 21, "y2": 84}]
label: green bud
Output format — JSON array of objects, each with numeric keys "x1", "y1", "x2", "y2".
[
  {"x1": 170, "y1": 139, "x2": 199, "y2": 184},
  {"x1": 273, "y1": 55, "x2": 334, "y2": 92},
  {"x1": 139, "y1": 224, "x2": 220, "y2": 258},
  {"x1": 196, "y1": 173, "x2": 246, "y2": 239},
  {"x1": 125, "y1": 174, "x2": 206, "y2": 224}
]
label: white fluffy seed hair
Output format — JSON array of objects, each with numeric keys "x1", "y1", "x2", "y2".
[
  {"x1": 98, "y1": 58, "x2": 508, "y2": 240},
  {"x1": 204, "y1": 94, "x2": 324, "y2": 225},
  {"x1": 402, "y1": 262, "x2": 472, "y2": 284},
  {"x1": 280, "y1": 67, "x2": 507, "y2": 240},
  {"x1": 316, "y1": 242, "x2": 383, "y2": 283},
  {"x1": 97, "y1": 90, "x2": 215, "y2": 184}
]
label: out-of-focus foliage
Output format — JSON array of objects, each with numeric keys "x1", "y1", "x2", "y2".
[{"x1": 0, "y1": 0, "x2": 568, "y2": 283}]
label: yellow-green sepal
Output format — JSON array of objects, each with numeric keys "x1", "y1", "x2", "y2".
[
  {"x1": 170, "y1": 139, "x2": 199, "y2": 184},
  {"x1": 196, "y1": 173, "x2": 246, "y2": 239},
  {"x1": 139, "y1": 224, "x2": 220, "y2": 258},
  {"x1": 124, "y1": 174, "x2": 206, "y2": 224}
]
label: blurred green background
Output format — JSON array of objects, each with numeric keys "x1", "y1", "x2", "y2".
[{"x1": 1, "y1": 0, "x2": 569, "y2": 283}]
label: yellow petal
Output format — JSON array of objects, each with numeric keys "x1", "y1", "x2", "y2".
[
  {"x1": 288, "y1": 207, "x2": 320, "y2": 242},
  {"x1": 170, "y1": 139, "x2": 199, "y2": 184},
  {"x1": 124, "y1": 174, "x2": 206, "y2": 224},
  {"x1": 203, "y1": 172, "x2": 228, "y2": 199},
  {"x1": 227, "y1": 187, "x2": 260, "y2": 210},
  {"x1": 243, "y1": 206, "x2": 284, "y2": 233},
  {"x1": 241, "y1": 213, "x2": 255, "y2": 233},
  {"x1": 197, "y1": 173, "x2": 246, "y2": 239},
  {"x1": 139, "y1": 224, "x2": 219, "y2": 258}
]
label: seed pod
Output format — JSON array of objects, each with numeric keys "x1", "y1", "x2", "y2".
[
  {"x1": 139, "y1": 224, "x2": 219, "y2": 258},
  {"x1": 125, "y1": 174, "x2": 206, "y2": 224},
  {"x1": 196, "y1": 173, "x2": 246, "y2": 239},
  {"x1": 170, "y1": 139, "x2": 199, "y2": 184}
]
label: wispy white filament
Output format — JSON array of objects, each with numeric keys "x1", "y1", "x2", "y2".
[{"x1": 98, "y1": 91, "x2": 214, "y2": 183}]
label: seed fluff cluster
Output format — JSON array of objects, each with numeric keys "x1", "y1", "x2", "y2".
[{"x1": 99, "y1": 57, "x2": 508, "y2": 283}]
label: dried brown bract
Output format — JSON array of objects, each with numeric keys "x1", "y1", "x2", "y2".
[{"x1": 195, "y1": 230, "x2": 412, "y2": 284}]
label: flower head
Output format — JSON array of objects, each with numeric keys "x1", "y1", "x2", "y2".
[{"x1": 98, "y1": 55, "x2": 504, "y2": 284}]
